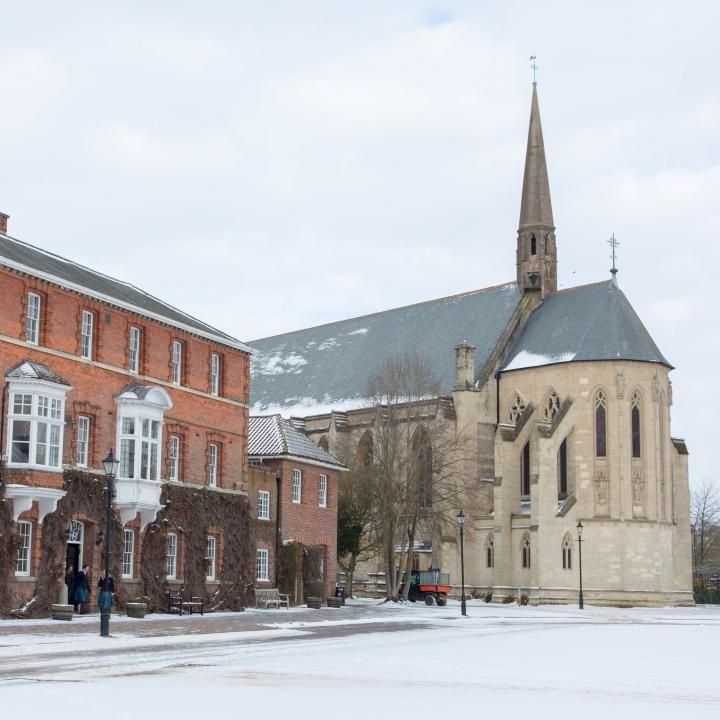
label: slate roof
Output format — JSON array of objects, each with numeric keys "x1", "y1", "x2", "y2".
[
  {"x1": 0, "y1": 232, "x2": 249, "y2": 352},
  {"x1": 249, "y1": 415, "x2": 345, "y2": 468},
  {"x1": 5, "y1": 359, "x2": 71, "y2": 385},
  {"x1": 502, "y1": 280, "x2": 671, "y2": 372},
  {"x1": 249, "y1": 283, "x2": 522, "y2": 415}
]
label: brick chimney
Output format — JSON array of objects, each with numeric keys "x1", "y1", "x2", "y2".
[{"x1": 0, "y1": 212, "x2": 8, "y2": 235}]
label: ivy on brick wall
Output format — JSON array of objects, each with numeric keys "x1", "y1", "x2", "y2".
[
  {"x1": 0, "y1": 478, "x2": 17, "y2": 614},
  {"x1": 1, "y1": 470, "x2": 255, "y2": 617},
  {"x1": 140, "y1": 483, "x2": 254, "y2": 612}
]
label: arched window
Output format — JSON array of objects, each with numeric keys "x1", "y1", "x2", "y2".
[
  {"x1": 544, "y1": 390, "x2": 561, "y2": 421},
  {"x1": 521, "y1": 441, "x2": 531, "y2": 497},
  {"x1": 318, "y1": 435, "x2": 329, "y2": 452},
  {"x1": 595, "y1": 390, "x2": 607, "y2": 458},
  {"x1": 508, "y1": 392, "x2": 527, "y2": 423},
  {"x1": 412, "y1": 427, "x2": 433, "y2": 509},
  {"x1": 562, "y1": 534, "x2": 572, "y2": 570},
  {"x1": 356, "y1": 431, "x2": 374, "y2": 468},
  {"x1": 631, "y1": 391, "x2": 641, "y2": 459},
  {"x1": 558, "y1": 437, "x2": 568, "y2": 498},
  {"x1": 521, "y1": 534, "x2": 531, "y2": 569},
  {"x1": 486, "y1": 534, "x2": 494, "y2": 568},
  {"x1": 530, "y1": 234, "x2": 537, "y2": 255}
]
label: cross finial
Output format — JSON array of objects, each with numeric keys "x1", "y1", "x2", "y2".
[
  {"x1": 530, "y1": 55, "x2": 538, "y2": 84},
  {"x1": 608, "y1": 233, "x2": 620, "y2": 278}
]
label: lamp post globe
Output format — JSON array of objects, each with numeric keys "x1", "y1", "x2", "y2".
[
  {"x1": 100, "y1": 449, "x2": 119, "y2": 637},
  {"x1": 457, "y1": 509, "x2": 467, "y2": 617}
]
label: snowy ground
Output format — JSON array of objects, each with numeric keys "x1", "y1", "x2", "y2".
[{"x1": 1, "y1": 600, "x2": 719, "y2": 717}]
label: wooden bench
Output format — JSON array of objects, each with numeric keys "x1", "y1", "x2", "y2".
[
  {"x1": 255, "y1": 588, "x2": 290, "y2": 609},
  {"x1": 168, "y1": 588, "x2": 204, "y2": 615}
]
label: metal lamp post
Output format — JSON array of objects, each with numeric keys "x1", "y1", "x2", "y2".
[
  {"x1": 100, "y1": 449, "x2": 120, "y2": 637},
  {"x1": 576, "y1": 520, "x2": 584, "y2": 610},
  {"x1": 457, "y1": 509, "x2": 467, "y2": 616}
]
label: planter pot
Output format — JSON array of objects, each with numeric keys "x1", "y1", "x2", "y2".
[
  {"x1": 126, "y1": 602, "x2": 147, "y2": 619},
  {"x1": 51, "y1": 604, "x2": 74, "y2": 621},
  {"x1": 306, "y1": 597, "x2": 322, "y2": 609}
]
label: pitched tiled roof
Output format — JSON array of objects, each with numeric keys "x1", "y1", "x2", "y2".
[
  {"x1": 5, "y1": 359, "x2": 71, "y2": 385},
  {"x1": 249, "y1": 283, "x2": 522, "y2": 415},
  {"x1": 0, "y1": 232, "x2": 250, "y2": 352},
  {"x1": 502, "y1": 280, "x2": 670, "y2": 371},
  {"x1": 249, "y1": 415, "x2": 345, "y2": 468}
]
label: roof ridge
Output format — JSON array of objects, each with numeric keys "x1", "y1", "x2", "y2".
[
  {"x1": 0, "y1": 233, "x2": 244, "y2": 346},
  {"x1": 251, "y1": 281, "x2": 519, "y2": 342}
]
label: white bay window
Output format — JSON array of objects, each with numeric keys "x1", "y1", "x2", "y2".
[
  {"x1": 6, "y1": 370, "x2": 68, "y2": 471},
  {"x1": 114, "y1": 385, "x2": 172, "y2": 528}
]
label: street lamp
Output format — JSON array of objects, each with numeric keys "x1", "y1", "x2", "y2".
[
  {"x1": 457, "y1": 509, "x2": 467, "y2": 617},
  {"x1": 576, "y1": 520, "x2": 584, "y2": 610},
  {"x1": 100, "y1": 449, "x2": 120, "y2": 637}
]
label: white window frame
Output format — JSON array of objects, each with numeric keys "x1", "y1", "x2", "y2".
[
  {"x1": 166, "y1": 533, "x2": 177, "y2": 579},
  {"x1": 208, "y1": 443, "x2": 218, "y2": 488},
  {"x1": 129, "y1": 326, "x2": 141, "y2": 373},
  {"x1": 318, "y1": 474, "x2": 328, "y2": 508},
  {"x1": 7, "y1": 381, "x2": 67, "y2": 470},
  {"x1": 76, "y1": 415, "x2": 90, "y2": 467},
  {"x1": 122, "y1": 529, "x2": 135, "y2": 579},
  {"x1": 26, "y1": 292, "x2": 41, "y2": 344},
  {"x1": 210, "y1": 353, "x2": 220, "y2": 396},
  {"x1": 172, "y1": 340, "x2": 183, "y2": 385},
  {"x1": 118, "y1": 413, "x2": 162, "y2": 481},
  {"x1": 15, "y1": 521, "x2": 32, "y2": 576},
  {"x1": 206, "y1": 536, "x2": 217, "y2": 581},
  {"x1": 169, "y1": 435, "x2": 180, "y2": 481},
  {"x1": 292, "y1": 468, "x2": 302, "y2": 504},
  {"x1": 256, "y1": 548, "x2": 269, "y2": 582},
  {"x1": 81, "y1": 310, "x2": 94, "y2": 360},
  {"x1": 257, "y1": 490, "x2": 270, "y2": 520}
]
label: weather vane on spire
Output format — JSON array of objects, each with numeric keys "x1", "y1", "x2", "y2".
[
  {"x1": 608, "y1": 233, "x2": 620, "y2": 278},
  {"x1": 530, "y1": 55, "x2": 538, "y2": 84}
]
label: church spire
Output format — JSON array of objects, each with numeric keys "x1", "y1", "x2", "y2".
[{"x1": 516, "y1": 80, "x2": 557, "y2": 297}]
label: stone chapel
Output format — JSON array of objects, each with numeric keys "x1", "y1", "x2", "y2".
[{"x1": 249, "y1": 84, "x2": 693, "y2": 606}]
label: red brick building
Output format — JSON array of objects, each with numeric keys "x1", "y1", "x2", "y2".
[
  {"x1": 248, "y1": 415, "x2": 344, "y2": 600},
  {"x1": 0, "y1": 216, "x2": 255, "y2": 614}
]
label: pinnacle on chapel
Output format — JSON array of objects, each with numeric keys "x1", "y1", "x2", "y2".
[{"x1": 516, "y1": 82, "x2": 557, "y2": 297}]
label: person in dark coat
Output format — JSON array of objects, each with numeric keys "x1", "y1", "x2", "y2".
[
  {"x1": 64, "y1": 566, "x2": 75, "y2": 607},
  {"x1": 73, "y1": 564, "x2": 90, "y2": 613},
  {"x1": 97, "y1": 571, "x2": 115, "y2": 611}
]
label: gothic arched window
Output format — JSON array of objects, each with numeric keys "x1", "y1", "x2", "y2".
[
  {"x1": 562, "y1": 534, "x2": 572, "y2": 570},
  {"x1": 530, "y1": 234, "x2": 537, "y2": 256},
  {"x1": 486, "y1": 534, "x2": 494, "y2": 568},
  {"x1": 558, "y1": 437, "x2": 568, "y2": 498},
  {"x1": 521, "y1": 534, "x2": 531, "y2": 569},
  {"x1": 521, "y1": 441, "x2": 531, "y2": 497},
  {"x1": 356, "y1": 431, "x2": 374, "y2": 468},
  {"x1": 412, "y1": 427, "x2": 433, "y2": 510},
  {"x1": 595, "y1": 390, "x2": 607, "y2": 458},
  {"x1": 631, "y1": 391, "x2": 641, "y2": 459}
]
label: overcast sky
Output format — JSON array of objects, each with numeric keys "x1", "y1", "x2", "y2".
[{"x1": 1, "y1": 1, "x2": 717, "y2": 487}]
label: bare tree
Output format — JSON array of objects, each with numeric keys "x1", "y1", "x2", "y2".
[
  {"x1": 335, "y1": 434, "x2": 377, "y2": 597},
  {"x1": 691, "y1": 481, "x2": 720, "y2": 572},
  {"x1": 364, "y1": 352, "x2": 472, "y2": 601}
]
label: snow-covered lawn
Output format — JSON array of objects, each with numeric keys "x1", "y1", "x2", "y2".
[{"x1": 2, "y1": 600, "x2": 718, "y2": 718}]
